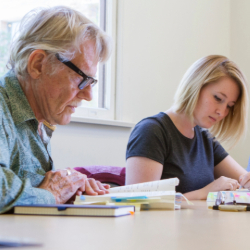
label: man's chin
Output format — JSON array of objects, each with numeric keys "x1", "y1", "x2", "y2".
[
  {"x1": 54, "y1": 115, "x2": 71, "y2": 125},
  {"x1": 59, "y1": 118, "x2": 71, "y2": 125}
]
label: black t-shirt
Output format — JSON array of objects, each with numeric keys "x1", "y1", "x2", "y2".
[{"x1": 126, "y1": 112, "x2": 228, "y2": 193}]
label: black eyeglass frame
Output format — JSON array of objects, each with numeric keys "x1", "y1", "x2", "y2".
[{"x1": 55, "y1": 53, "x2": 98, "y2": 90}]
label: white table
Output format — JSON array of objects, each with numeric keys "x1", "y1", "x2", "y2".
[{"x1": 0, "y1": 201, "x2": 249, "y2": 250}]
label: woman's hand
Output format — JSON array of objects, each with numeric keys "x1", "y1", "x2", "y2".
[
  {"x1": 239, "y1": 172, "x2": 250, "y2": 189},
  {"x1": 202, "y1": 176, "x2": 239, "y2": 196},
  {"x1": 184, "y1": 176, "x2": 240, "y2": 200}
]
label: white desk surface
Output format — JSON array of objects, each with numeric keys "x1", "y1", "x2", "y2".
[{"x1": 0, "y1": 201, "x2": 249, "y2": 250}]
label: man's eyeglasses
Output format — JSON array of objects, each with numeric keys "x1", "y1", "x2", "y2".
[{"x1": 55, "y1": 54, "x2": 98, "y2": 90}]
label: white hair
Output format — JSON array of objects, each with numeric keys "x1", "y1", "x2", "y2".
[{"x1": 8, "y1": 5, "x2": 112, "y2": 78}]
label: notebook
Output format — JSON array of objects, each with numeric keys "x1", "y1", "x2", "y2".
[
  {"x1": 14, "y1": 204, "x2": 135, "y2": 217},
  {"x1": 207, "y1": 157, "x2": 250, "y2": 207},
  {"x1": 75, "y1": 178, "x2": 187, "y2": 210},
  {"x1": 207, "y1": 190, "x2": 250, "y2": 207}
]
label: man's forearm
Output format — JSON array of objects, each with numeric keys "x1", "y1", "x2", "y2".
[{"x1": 0, "y1": 167, "x2": 55, "y2": 214}]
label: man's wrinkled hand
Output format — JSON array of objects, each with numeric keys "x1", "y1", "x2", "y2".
[
  {"x1": 77, "y1": 178, "x2": 110, "y2": 196},
  {"x1": 38, "y1": 168, "x2": 110, "y2": 204}
]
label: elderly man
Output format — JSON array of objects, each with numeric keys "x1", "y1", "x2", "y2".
[{"x1": 0, "y1": 6, "x2": 112, "y2": 213}]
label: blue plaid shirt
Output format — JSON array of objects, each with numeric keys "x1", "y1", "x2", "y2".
[{"x1": 0, "y1": 71, "x2": 56, "y2": 213}]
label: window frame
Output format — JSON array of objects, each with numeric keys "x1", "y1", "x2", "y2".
[{"x1": 71, "y1": 0, "x2": 117, "y2": 121}]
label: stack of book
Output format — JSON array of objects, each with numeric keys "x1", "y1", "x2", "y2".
[{"x1": 75, "y1": 178, "x2": 185, "y2": 211}]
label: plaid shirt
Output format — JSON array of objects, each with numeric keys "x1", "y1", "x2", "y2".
[{"x1": 0, "y1": 71, "x2": 55, "y2": 213}]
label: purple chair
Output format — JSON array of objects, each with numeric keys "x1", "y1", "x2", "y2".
[{"x1": 74, "y1": 166, "x2": 125, "y2": 187}]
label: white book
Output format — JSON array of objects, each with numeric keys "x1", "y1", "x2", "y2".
[
  {"x1": 75, "y1": 178, "x2": 180, "y2": 210},
  {"x1": 109, "y1": 178, "x2": 179, "y2": 193}
]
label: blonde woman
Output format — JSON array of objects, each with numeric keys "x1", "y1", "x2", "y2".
[{"x1": 126, "y1": 55, "x2": 250, "y2": 200}]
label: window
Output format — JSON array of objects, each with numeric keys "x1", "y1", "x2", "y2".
[{"x1": 0, "y1": 0, "x2": 116, "y2": 120}]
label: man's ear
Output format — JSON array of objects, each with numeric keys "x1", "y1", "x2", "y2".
[{"x1": 27, "y1": 50, "x2": 47, "y2": 79}]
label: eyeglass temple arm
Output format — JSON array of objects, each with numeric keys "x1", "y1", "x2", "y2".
[{"x1": 55, "y1": 54, "x2": 86, "y2": 78}]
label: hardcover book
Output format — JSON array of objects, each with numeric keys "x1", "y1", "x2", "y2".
[{"x1": 14, "y1": 204, "x2": 135, "y2": 217}]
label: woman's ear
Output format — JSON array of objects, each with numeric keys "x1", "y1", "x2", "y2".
[{"x1": 27, "y1": 50, "x2": 47, "y2": 79}]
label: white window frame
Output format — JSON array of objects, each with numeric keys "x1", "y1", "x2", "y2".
[{"x1": 71, "y1": 0, "x2": 117, "y2": 122}]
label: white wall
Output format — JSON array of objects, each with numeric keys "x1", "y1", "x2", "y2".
[
  {"x1": 52, "y1": 0, "x2": 244, "y2": 170},
  {"x1": 229, "y1": 0, "x2": 250, "y2": 167},
  {"x1": 51, "y1": 122, "x2": 131, "y2": 168},
  {"x1": 117, "y1": 0, "x2": 230, "y2": 122}
]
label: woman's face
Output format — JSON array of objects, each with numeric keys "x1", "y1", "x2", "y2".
[{"x1": 193, "y1": 76, "x2": 240, "y2": 128}]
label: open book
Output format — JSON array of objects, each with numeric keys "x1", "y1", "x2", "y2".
[{"x1": 75, "y1": 178, "x2": 182, "y2": 210}]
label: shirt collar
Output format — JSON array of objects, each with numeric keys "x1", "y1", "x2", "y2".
[{"x1": 4, "y1": 71, "x2": 36, "y2": 126}]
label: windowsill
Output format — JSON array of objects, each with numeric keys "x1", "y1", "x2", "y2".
[{"x1": 70, "y1": 116, "x2": 135, "y2": 128}]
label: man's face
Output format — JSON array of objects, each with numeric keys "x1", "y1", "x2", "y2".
[{"x1": 36, "y1": 40, "x2": 98, "y2": 125}]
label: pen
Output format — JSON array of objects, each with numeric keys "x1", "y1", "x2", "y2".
[{"x1": 211, "y1": 204, "x2": 250, "y2": 212}]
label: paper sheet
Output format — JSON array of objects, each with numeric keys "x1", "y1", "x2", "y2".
[
  {"x1": 109, "y1": 178, "x2": 179, "y2": 193},
  {"x1": 79, "y1": 190, "x2": 176, "y2": 202}
]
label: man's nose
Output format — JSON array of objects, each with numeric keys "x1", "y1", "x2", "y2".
[{"x1": 77, "y1": 85, "x2": 93, "y2": 101}]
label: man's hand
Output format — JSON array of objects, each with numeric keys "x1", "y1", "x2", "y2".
[
  {"x1": 76, "y1": 178, "x2": 110, "y2": 196},
  {"x1": 38, "y1": 168, "x2": 110, "y2": 204}
]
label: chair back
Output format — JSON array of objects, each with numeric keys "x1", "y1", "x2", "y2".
[{"x1": 74, "y1": 166, "x2": 125, "y2": 186}]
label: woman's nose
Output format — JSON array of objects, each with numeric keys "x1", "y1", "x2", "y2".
[{"x1": 216, "y1": 105, "x2": 229, "y2": 118}]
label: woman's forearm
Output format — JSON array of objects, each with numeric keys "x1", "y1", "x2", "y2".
[{"x1": 183, "y1": 188, "x2": 208, "y2": 200}]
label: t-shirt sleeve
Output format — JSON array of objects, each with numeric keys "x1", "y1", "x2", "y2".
[
  {"x1": 126, "y1": 118, "x2": 168, "y2": 165},
  {"x1": 202, "y1": 129, "x2": 228, "y2": 167},
  {"x1": 213, "y1": 138, "x2": 228, "y2": 166}
]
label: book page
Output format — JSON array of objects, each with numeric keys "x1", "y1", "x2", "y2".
[
  {"x1": 109, "y1": 178, "x2": 179, "y2": 193},
  {"x1": 76, "y1": 190, "x2": 176, "y2": 203}
]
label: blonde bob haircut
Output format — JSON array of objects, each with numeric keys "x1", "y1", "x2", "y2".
[
  {"x1": 173, "y1": 55, "x2": 248, "y2": 148},
  {"x1": 8, "y1": 5, "x2": 112, "y2": 78}
]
